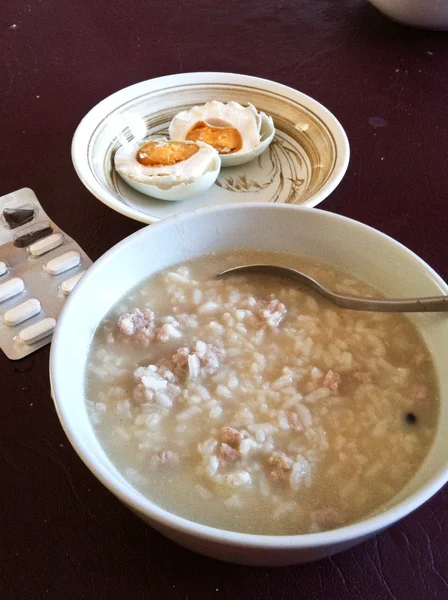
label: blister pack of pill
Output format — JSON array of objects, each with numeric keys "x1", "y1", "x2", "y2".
[{"x1": 0, "y1": 188, "x2": 92, "y2": 359}]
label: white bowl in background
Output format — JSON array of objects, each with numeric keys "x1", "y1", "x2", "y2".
[
  {"x1": 369, "y1": 0, "x2": 448, "y2": 29},
  {"x1": 50, "y1": 204, "x2": 448, "y2": 565},
  {"x1": 71, "y1": 72, "x2": 350, "y2": 224}
]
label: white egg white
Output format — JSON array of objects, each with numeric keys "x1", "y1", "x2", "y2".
[
  {"x1": 114, "y1": 137, "x2": 219, "y2": 190},
  {"x1": 168, "y1": 101, "x2": 275, "y2": 167}
]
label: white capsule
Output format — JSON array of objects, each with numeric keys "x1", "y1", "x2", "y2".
[
  {"x1": 4, "y1": 298, "x2": 41, "y2": 326},
  {"x1": 19, "y1": 317, "x2": 56, "y2": 344},
  {"x1": 45, "y1": 251, "x2": 81, "y2": 276},
  {"x1": 0, "y1": 261, "x2": 6, "y2": 276},
  {"x1": 60, "y1": 270, "x2": 85, "y2": 295},
  {"x1": 0, "y1": 277, "x2": 25, "y2": 303},
  {"x1": 29, "y1": 233, "x2": 63, "y2": 256}
]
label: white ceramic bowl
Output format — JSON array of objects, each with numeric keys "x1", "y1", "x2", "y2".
[
  {"x1": 72, "y1": 72, "x2": 349, "y2": 224},
  {"x1": 50, "y1": 204, "x2": 448, "y2": 566}
]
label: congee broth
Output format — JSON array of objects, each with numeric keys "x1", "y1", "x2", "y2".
[{"x1": 85, "y1": 250, "x2": 439, "y2": 535}]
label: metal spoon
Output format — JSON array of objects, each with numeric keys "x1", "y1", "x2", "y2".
[{"x1": 218, "y1": 264, "x2": 448, "y2": 313}]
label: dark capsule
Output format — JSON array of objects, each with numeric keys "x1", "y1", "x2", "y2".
[
  {"x1": 405, "y1": 412, "x2": 417, "y2": 425},
  {"x1": 3, "y1": 207, "x2": 36, "y2": 229},
  {"x1": 14, "y1": 225, "x2": 53, "y2": 248}
]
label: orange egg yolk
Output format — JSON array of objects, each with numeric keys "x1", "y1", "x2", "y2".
[
  {"x1": 136, "y1": 141, "x2": 199, "y2": 167},
  {"x1": 186, "y1": 121, "x2": 242, "y2": 154}
]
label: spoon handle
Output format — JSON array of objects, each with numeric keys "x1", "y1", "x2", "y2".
[
  {"x1": 218, "y1": 265, "x2": 448, "y2": 313},
  {"x1": 327, "y1": 294, "x2": 448, "y2": 313}
]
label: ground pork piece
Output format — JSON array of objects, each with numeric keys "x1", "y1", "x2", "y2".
[
  {"x1": 288, "y1": 412, "x2": 303, "y2": 431},
  {"x1": 117, "y1": 308, "x2": 155, "y2": 340},
  {"x1": 198, "y1": 347, "x2": 221, "y2": 375},
  {"x1": 219, "y1": 443, "x2": 240, "y2": 462},
  {"x1": 172, "y1": 347, "x2": 193, "y2": 378},
  {"x1": 192, "y1": 340, "x2": 225, "y2": 373},
  {"x1": 220, "y1": 426, "x2": 244, "y2": 448},
  {"x1": 268, "y1": 452, "x2": 293, "y2": 481},
  {"x1": 133, "y1": 364, "x2": 180, "y2": 404},
  {"x1": 171, "y1": 342, "x2": 224, "y2": 378},
  {"x1": 149, "y1": 450, "x2": 179, "y2": 471},
  {"x1": 323, "y1": 369, "x2": 341, "y2": 392},
  {"x1": 165, "y1": 382, "x2": 181, "y2": 400},
  {"x1": 353, "y1": 371, "x2": 372, "y2": 384},
  {"x1": 156, "y1": 364, "x2": 177, "y2": 383},
  {"x1": 172, "y1": 347, "x2": 190, "y2": 368},
  {"x1": 255, "y1": 295, "x2": 287, "y2": 329}
]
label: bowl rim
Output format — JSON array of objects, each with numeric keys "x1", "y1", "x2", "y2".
[
  {"x1": 71, "y1": 71, "x2": 350, "y2": 224},
  {"x1": 50, "y1": 203, "x2": 448, "y2": 549}
]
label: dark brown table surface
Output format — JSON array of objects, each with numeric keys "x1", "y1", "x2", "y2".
[{"x1": 1, "y1": 1, "x2": 448, "y2": 598}]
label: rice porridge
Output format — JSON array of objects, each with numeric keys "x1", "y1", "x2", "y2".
[{"x1": 85, "y1": 250, "x2": 439, "y2": 535}]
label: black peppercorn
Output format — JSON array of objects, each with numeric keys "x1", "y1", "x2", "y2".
[{"x1": 405, "y1": 412, "x2": 417, "y2": 424}]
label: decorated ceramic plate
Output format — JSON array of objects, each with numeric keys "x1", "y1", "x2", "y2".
[{"x1": 72, "y1": 72, "x2": 350, "y2": 224}]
